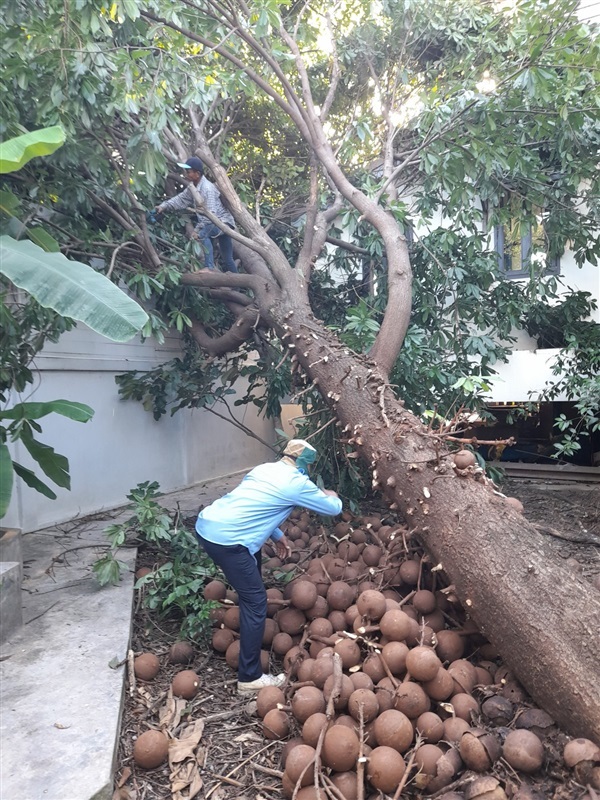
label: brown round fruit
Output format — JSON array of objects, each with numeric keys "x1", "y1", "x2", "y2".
[
  {"x1": 379, "y1": 609, "x2": 411, "y2": 642},
  {"x1": 348, "y1": 688, "x2": 379, "y2": 723},
  {"x1": 442, "y1": 716, "x2": 471, "y2": 743},
  {"x1": 564, "y1": 738, "x2": 600, "y2": 768},
  {"x1": 415, "y1": 743, "x2": 444, "y2": 781},
  {"x1": 212, "y1": 628, "x2": 235, "y2": 653},
  {"x1": 323, "y1": 674, "x2": 354, "y2": 711},
  {"x1": 291, "y1": 686, "x2": 326, "y2": 724},
  {"x1": 302, "y1": 712, "x2": 329, "y2": 748},
  {"x1": 381, "y1": 641, "x2": 409, "y2": 676},
  {"x1": 203, "y1": 579, "x2": 227, "y2": 601},
  {"x1": 502, "y1": 730, "x2": 544, "y2": 773},
  {"x1": 256, "y1": 686, "x2": 285, "y2": 719},
  {"x1": 453, "y1": 450, "x2": 476, "y2": 469},
  {"x1": 272, "y1": 632, "x2": 294, "y2": 656},
  {"x1": 356, "y1": 590, "x2": 388, "y2": 621},
  {"x1": 416, "y1": 712, "x2": 444, "y2": 743},
  {"x1": 168, "y1": 640, "x2": 195, "y2": 665},
  {"x1": 225, "y1": 639, "x2": 241, "y2": 669},
  {"x1": 422, "y1": 667, "x2": 455, "y2": 701},
  {"x1": 135, "y1": 567, "x2": 152, "y2": 580},
  {"x1": 327, "y1": 581, "x2": 357, "y2": 611},
  {"x1": 367, "y1": 746, "x2": 406, "y2": 793},
  {"x1": 285, "y1": 744, "x2": 316, "y2": 786},
  {"x1": 171, "y1": 670, "x2": 200, "y2": 700},
  {"x1": 393, "y1": 681, "x2": 431, "y2": 719},
  {"x1": 223, "y1": 606, "x2": 240, "y2": 631},
  {"x1": 372, "y1": 709, "x2": 413, "y2": 753},
  {"x1": 450, "y1": 692, "x2": 479, "y2": 722},
  {"x1": 398, "y1": 559, "x2": 420, "y2": 585},
  {"x1": 460, "y1": 728, "x2": 501, "y2": 772},
  {"x1": 362, "y1": 653, "x2": 386, "y2": 683},
  {"x1": 331, "y1": 771, "x2": 359, "y2": 800},
  {"x1": 334, "y1": 638, "x2": 362, "y2": 669},
  {"x1": 405, "y1": 646, "x2": 441, "y2": 682},
  {"x1": 263, "y1": 708, "x2": 290, "y2": 740},
  {"x1": 435, "y1": 630, "x2": 465, "y2": 663},
  {"x1": 277, "y1": 607, "x2": 307, "y2": 636},
  {"x1": 133, "y1": 729, "x2": 169, "y2": 769},
  {"x1": 134, "y1": 653, "x2": 160, "y2": 682},
  {"x1": 412, "y1": 589, "x2": 437, "y2": 615},
  {"x1": 322, "y1": 725, "x2": 360, "y2": 772},
  {"x1": 290, "y1": 581, "x2": 319, "y2": 611}
]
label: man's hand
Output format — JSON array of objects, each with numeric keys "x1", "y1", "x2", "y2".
[
  {"x1": 322, "y1": 489, "x2": 339, "y2": 498},
  {"x1": 273, "y1": 535, "x2": 292, "y2": 561}
]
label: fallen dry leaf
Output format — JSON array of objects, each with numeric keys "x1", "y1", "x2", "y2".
[
  {"x1": 159, "y1": 688, "x2": 187, "y2": 731},
  {"x1": 117, "y1": 766, "x2": 132, "y2": 788},
  {"x1": 112, "y1": 787, "x2": 135, "y2": 800},
  {"x1": 169, "y1": 719, "x2": 205, "y2": 764},
  {"x1": 169, "y1": 719, "x2": 205, "y2": 799},
  {"x1": 233, "y1": 731, "x2": 261, "y2": 744}
]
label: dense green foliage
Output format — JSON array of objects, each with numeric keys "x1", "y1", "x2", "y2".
[
  {"x1": 1, "y1": 0, "x2": 599, "y2": 489},
  {"x1": 94, "y1": 481, "x2": 220, "y2": 639}
]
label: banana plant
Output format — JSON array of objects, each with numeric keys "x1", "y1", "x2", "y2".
[{"x1": 0, "y1": 127, "x2": 149, "y2": 518}]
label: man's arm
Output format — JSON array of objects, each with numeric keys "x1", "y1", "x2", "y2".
[
  {"x1": 156, "y1": 186, "x2": 194, "y2": 214},
  {"x1": 270, "y1": 528, "x2": 292, "y2": 559},
  {"x1": 293, "y1": 478, "x2": 343, "y2": 517}
]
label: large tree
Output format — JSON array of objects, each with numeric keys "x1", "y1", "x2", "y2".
[{"x1": 2, "y1": 0, "x2": 599, "y2": 738}]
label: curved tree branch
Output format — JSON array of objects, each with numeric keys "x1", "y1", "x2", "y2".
[{"x1": 189, "y1": 305, "x2": 263, "y2": 356}]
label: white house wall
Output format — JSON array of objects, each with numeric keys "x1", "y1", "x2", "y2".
[
  {"x1": 4, "y1": 326, "x2": 275, "y2": 533},
  {"x1": 424, "y1": 206, "x2": 599, "y2": 402}
]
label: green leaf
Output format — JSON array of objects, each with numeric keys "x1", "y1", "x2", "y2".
[
  {"x1": 0, "y1": 236, "x2": 149, "y2": 342},
  {"x1": 0, "y1": 400, "x2": 94, "y2": 423},
  {"x1": 93, "y1": 553, "x2": 127, "y2": 586},
  {"x1": 11, "y1": 462, "x2": 57, "y2": 500},
  {"x1": 20, "y1": 430, "x2": 71, "y2": 489},
  {"x1": 26, "y1": 227, "x2": 60, "y2": 252},
  {"x1": 0, "y1": 189, "x2": 21, "y2": 216},
  {"x1": 0, "y1": 442, "x2": 14, "y2": 518},
  {"x1": 0, "y1": 127, "x2": 66, "y2": 174},
  {"x1": 122, "y1": 0, "x2": 140, "y2": 21}
]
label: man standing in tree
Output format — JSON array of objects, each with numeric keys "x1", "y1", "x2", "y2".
[
  {"x1": 155, "y1": 156, "x2": 238, "y2": 273},
  {"x1": 196, "y1": 439, "x2": 343, "y2": 694}
]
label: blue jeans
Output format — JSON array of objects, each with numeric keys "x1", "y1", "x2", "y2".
[
  {"x1": 198, "y1": 223, "x2": 238, "y2": 272},
  {"x1": 197, "y1": 536, "x2": 265, "y2": 682}
]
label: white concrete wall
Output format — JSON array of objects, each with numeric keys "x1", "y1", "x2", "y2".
[
  {"x1": 4, "y1": 327, "x2": 275, "y2": 533},
  {"x1": 484, "y1": 249, "x2": 599, "y2": 401}
]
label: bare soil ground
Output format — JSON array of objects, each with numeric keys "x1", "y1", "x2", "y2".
[{"x1": 113, "y1": 479, "x2": 600, "y2": 800}]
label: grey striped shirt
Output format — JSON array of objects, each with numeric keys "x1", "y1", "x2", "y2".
[{"x1": 159, "y1": 176, "x2": 235, "y2": 230}]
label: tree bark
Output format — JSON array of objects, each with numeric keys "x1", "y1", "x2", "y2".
[{"x1": 270, "y1": 298, "x2": 600, "y2": 741}]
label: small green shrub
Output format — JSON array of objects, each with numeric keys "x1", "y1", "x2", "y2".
[{"x1": 94, "y1": 481, "x2": 220, "y2": 640}]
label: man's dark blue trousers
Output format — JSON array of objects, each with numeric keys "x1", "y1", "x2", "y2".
[{"x1": 197, "y1": 535, "x2": 266, "y2": 682}]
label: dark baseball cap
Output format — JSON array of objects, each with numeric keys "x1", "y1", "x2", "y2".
[{"x1": 177, "y1": 156, "x2": 203, "y2": 172}]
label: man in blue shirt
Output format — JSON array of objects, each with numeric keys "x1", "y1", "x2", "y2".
[{"x1": 196, "y1": 439, "x2": 342, "y2": 694}]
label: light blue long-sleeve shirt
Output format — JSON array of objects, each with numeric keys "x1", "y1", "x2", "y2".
[{"x1": 195, "y1": 461, "x2": 343, "y2": 554}]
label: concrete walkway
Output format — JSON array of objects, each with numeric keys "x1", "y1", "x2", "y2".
[{"x1": 0, "y1": 473, "x2": 243, "y2": 800}]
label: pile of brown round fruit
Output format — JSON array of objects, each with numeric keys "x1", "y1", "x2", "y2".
[
  {"x1": 208, "y1": 509, "x2": 600, "y2": 799},
  {"x1": 131, "y1": 641, "x2": 200, "y2": 770}
]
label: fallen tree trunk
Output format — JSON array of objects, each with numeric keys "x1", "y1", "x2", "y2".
[{"x1": 275, "y1": 301, "x2": 600, "y2": 741}]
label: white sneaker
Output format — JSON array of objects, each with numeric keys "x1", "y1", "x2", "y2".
[{"x1": 237, "y1": 673, "x2": 286, "y2": 694}]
